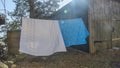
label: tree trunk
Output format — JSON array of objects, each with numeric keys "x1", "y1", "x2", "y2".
[{"x1": 29, "y1": 0, "x2": 35, "y2": 18}]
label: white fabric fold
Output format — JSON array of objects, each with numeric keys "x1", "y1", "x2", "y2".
[{"x1": 19, "y1": 18, "x2": 66, "y2": 56}]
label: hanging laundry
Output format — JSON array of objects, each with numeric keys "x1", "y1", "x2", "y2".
[
  {"x1": 19, "y1": 18, "x2": 66, "y2": 56},
  {"x1": 59, "y1": 18, "x2": 89, "y2": 47}
]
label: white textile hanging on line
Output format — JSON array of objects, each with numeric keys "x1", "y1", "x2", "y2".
[{"x1": 19, "y1": 18, "x2": 66, "y2": 56}]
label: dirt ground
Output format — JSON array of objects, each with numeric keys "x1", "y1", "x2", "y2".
[{"x1": 7, "y1": 47, "x2": 120, "y2": 68}]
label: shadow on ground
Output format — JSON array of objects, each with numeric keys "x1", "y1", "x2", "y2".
[{"x1": 7, "y1": 47, "x2": 120, "y2": 68}]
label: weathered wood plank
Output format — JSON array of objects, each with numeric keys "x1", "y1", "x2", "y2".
[
  {"x1": 89, "y1": 0, "x2": 113, "y2": 53},
  {"x1": 88, "y1": 0, "x2": 96, "y2": 54},
  {"x1": 111, "y1": 0, "x2": 120, "y2": 47}
]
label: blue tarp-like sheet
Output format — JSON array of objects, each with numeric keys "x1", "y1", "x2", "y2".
[{"x1": 59, "y1": 18, "x2": 89, "y2": 47}]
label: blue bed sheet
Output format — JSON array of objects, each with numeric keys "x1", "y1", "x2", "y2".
[{"x1": 59, "y1": 18, "x2": 89, "y2": 47}]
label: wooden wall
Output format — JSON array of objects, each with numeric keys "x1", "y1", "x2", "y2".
[
  {"x1": 111, "y1": 0, "x2": 120, "y2": 47},
  {"x1": 7, "y1": 30, "x2": 21, "y2": 55},
  {"x1": 89, "y1": 0, "x2": 120, "y2": 53}
]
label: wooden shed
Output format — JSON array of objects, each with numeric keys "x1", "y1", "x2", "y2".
[
  {"x1": 89, "y1": 0, "x2": 120, "y2": 53},
  {"x1": 49, "y1": 0, "x2": 120, "y2": 53}
]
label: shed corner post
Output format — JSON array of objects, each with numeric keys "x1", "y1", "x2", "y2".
[{"x1": 88, "y1": 0, "x2": 96, "y2": 54}]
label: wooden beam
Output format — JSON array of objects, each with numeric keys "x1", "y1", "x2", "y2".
[
  {"x1": 88, "y1": 0, "x2": 96, "y2": 54},
  {"x1": 112, "y1": 38, "x2": 120, "y2": 41}
]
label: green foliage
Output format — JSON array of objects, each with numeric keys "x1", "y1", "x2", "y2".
[
  {"x1": 6, "y1": 20, "x2": 21, "y2": 31},
  {"x1": 0, "y1": 13, "x2": 6, "y2": 19},
  {"x1": 10, "y1": 0, "x2": 62, "y2": 19},
  {"x1": 7, "y1": 0, "x2": 62, "y2": 30},
  {"x1": 9, "y1": 0, "x2": 30, "y2": 22},
  {"x1": 34, "y1": 0, "x2": 62, "y2": 18}
]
